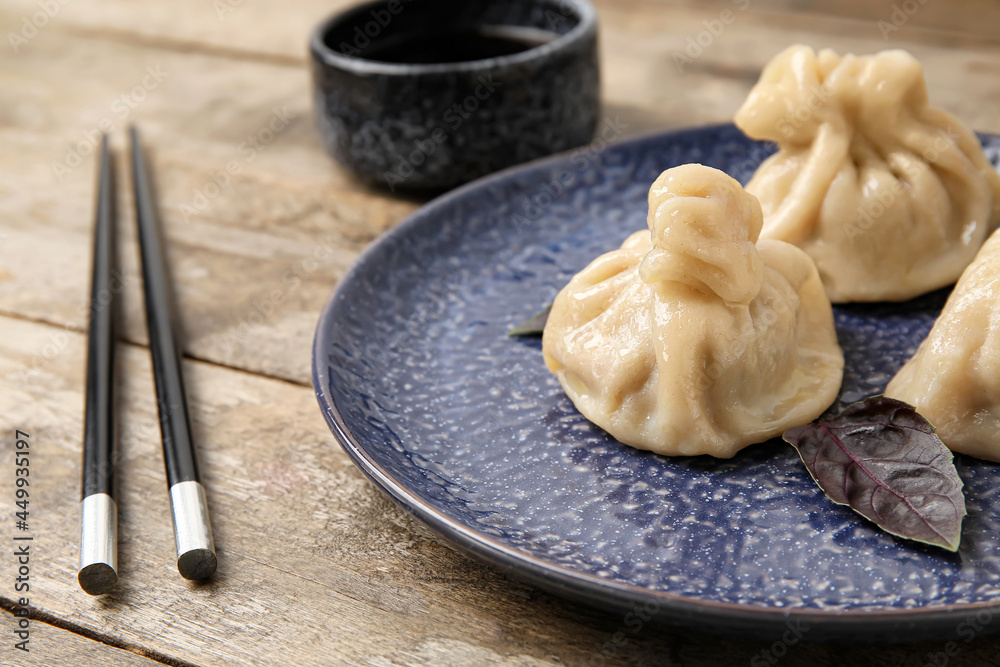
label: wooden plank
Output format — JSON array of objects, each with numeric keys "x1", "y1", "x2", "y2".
[
  {"x1": 5, "y1": 313, "x2": 1000, "y2": 666},
  {"x1": 3, "y1": 1, "x2": 1000, "y2": 665},
  {"x1": 0, "y1": 0, "x2": 352, "y2": 62},
  {"x1": 656, "y1": 0, "x2": 1000, "y2": 44},
  {"x1": 4, "y1": 1, "x2": 1000, "y2": 139},
  {"x1": 0, "y1": 314, "x2": 708, "y2": 666},
  {"x1": 0, "y1": 609, "x2": 169, "y2": 666},
  {"x1": 6, "y1": 317, "x2": 1000, "y2": 665},
  {"x1": 596, "y1": 1, "x2": 1000, "y2": 136},
  {"x1": 2, "y1": 16, "x2": 1000, "y2": 390},
  {"x1": 0, "y1": 25, "x2": 416, "y2": 384},
  {"x1": 3, "y1": 0, "x2": 998, "y2": 62}
]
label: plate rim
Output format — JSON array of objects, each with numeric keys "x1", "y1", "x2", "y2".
[{"x1": 312, "y1": 123, "x2": 1000, "y2": 641}]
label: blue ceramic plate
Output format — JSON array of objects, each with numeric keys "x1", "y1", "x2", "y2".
[{"x1": 313, "y1": 124, "x2": 1000, "y2": 641}]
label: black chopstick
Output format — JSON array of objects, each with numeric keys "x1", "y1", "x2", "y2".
[
  {"x1": 129, "y1": 127, "x2": 217, "y2": 581},
  {"x1": 78, "y1": 135, "x2": 119, "y2": 596}
]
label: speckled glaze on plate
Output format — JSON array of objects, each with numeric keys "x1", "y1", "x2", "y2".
[{"x1": 313, "y1": 124, "x2": 1000, "y2": 641}]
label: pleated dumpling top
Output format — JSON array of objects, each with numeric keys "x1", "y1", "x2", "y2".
[
  {"x1": 542, "y1": 164, "x2": 844, "y2": 458},
  {"x1": 736, "y1": 45, "x2": 1000, "y2": 303}
]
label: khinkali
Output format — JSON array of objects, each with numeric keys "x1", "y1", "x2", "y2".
[
  {"x1": 542, "y1": 164, "x2": 844, "y2": 458},
  {"x1": 735, "y1": 45, "x2": 1000, "y2": 303},
  {"x1": 886, "y1": 228, "x2": 1000, "y2": 462}
]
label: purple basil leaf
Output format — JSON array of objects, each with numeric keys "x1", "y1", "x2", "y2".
[
  {"x1": 508, "y1": 304, "x2": 551, "y2": 338},
  {"x1": 783, "y1": 396, "x2": 966, "y2": 552}
]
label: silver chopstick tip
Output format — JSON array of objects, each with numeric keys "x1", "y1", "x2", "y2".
[
  {"x1": 78, "y1": 562, "x2": 118, "y2": 596},
  {"x1": 170, "y1": 481, "x2": 217, "y2": 580},
  {"x1": 79, "y1": 493, "x2": 118, "y2": 595},
  {"x1": 178, "y1": 547, "x2": 217, "y2": 580}
]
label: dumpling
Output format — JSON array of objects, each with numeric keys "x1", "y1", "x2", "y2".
[
  {"x1": 886, "y1": 228, "x2": 1000, "y2": 462},
  {"x1": 735, "y1": 45, "x2": 1000, "y2": 303},
  {"x1": 541, "y1": 164, "x2": 844, "y2": 458}
]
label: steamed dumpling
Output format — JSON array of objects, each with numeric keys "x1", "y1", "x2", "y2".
[
  {"x1": 735, "y1": 45, "x2": 1000, "y2": 303},
  {"x1": 542, "y1": 164, "x2": 844, "y2": 458},
  {"x1": 886, "y1": 228, "x2": 1000, "y2": 462}
]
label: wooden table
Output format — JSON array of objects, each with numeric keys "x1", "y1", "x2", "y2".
[{"x1": 3, "y1": 1, "x2": 1000, "y2": 664}]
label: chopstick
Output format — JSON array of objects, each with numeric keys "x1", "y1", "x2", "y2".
[
  {"x1": 78, "y1": 135, "x2": 119, "y2": 596},
  {"x1": 129, "y1": 126, "x2": 218, "y2": 581}
]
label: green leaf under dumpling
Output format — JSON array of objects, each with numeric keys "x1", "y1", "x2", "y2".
[{"x1": 507, "y1": 304, "x2": 552, "y2": 338}]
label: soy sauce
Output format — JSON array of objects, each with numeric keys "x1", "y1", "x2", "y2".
[{"x1": 363, "y1": 26, "x2": 558, "y2": 64}]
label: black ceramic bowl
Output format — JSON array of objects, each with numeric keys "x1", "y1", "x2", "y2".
[{"x1": 310, "y1": 0, "x2": 599, "y2": 193}]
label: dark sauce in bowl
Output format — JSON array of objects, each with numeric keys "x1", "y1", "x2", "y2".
[{"x1": 362, "y1": 25, "x2": 558, "y2": 64}]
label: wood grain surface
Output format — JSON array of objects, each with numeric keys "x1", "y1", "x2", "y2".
[
  {"x1": 2, "y1": 608, "x2": 167, "y2": 667},
  {"x1": 2, "y1": 0, "x2": 1000, "y2": 665}
]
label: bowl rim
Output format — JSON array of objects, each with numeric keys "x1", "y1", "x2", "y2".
[{"x1": 309, "y1": 0, "x2": 597, "y2": 76}]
